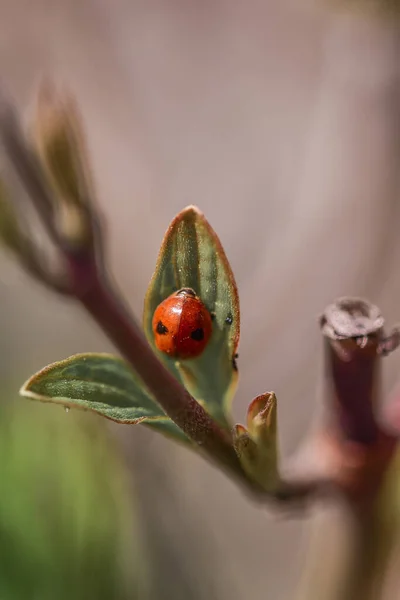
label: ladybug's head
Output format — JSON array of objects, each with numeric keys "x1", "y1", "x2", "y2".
[{"x1": 176, "y1": 288, "x2": 196, "y2": 298}]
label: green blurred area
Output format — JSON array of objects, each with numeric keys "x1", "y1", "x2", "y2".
[{"x1": 0, "y1": 390, "x2": 149, "y2": 600}]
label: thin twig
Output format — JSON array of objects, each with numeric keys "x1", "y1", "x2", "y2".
[{"x1": 75, "y1": 268, "x2": 249, "y2": 482}]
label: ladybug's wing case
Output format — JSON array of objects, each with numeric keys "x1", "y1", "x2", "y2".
[
  {"x1": 152, "y1": 296, "x2": 183, "y2": 356},
  {"x1": 152, "y1": 290, "x2": 212, "y2": 359},
  {"x1": 175, "y1": 296, "x2": 212, "y2": 359}
]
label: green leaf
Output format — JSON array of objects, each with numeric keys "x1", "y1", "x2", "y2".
[
  {"x1": 20, "y1": 353, "x2": 191, "y2": 445},
  {"x1": 143, "y1": 205, "x2": 240, "y2": 428},
  {"x1": 33, "y1": 82, "x2": 94, "y2": 210},
  {"x1": 232, "y1": 392, "x2": 279, "y2": 493},
  {"x1": 32, "y1": 82, "x2": 95, "y2": 247}
]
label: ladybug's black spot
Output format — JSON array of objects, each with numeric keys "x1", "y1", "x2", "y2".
[
  {"x1": 191, "y1": 328, "x2": 204, "y2": 341},
  {"x1": 225, "y1": 313, "x2": 233, "y2": 325},
  {"x1": 232, "y1": 353, "x2": 239, "y2": 371},
  {"x1": 156, "y1": 321, "x2": 168, "y2": 335}
]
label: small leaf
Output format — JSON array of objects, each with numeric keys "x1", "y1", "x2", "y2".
[
  {"x1": 32, "y1": 81, "x2": 95, "y2": 246},
  {"x1": 143, "y1": 206, "x2": 240, "y2": 427},
  {"x1": 232, "y1": 424, "x2": 258, "y2": 463},
  {"x1": 247, "y1": 392, "x2": 277, "y2": 450},
  {"x1": 232, "y1": 392, "x2": 279, "y2": 492},
  {"x1": 20, "y1": 353, "x2": 191, "y2": 445}
]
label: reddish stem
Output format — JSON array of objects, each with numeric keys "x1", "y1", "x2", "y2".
[
  {"x1": 69, "y1": 257, "x2": 246, "y2": 480},
  {"x1": 320, "y1": 298, "x2": 384, "y2": 445},
  {"x1": 324, "y1": 338, "x2": 380, "y2": 444}
]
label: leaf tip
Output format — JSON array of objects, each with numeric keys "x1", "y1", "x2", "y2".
[
  {"x1": 247, "y1": 391, "x2": 277, "y2": 433},
  {"x1": 181, "y1": 204, "x2": 203, "y2": 216},
  {"x1": 174, "y1": 205, "x2": 206, "y2": 225},
  {"x1": 233, "y1": 423, "x2": 248, "y2": 438}
]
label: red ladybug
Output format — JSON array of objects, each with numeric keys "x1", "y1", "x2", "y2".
[{"x1": 152, "y1": 288, "x2": 212, "y2": 359}]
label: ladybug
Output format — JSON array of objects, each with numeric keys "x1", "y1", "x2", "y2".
[{"x1": 152, "y1": 288, "x2": 212, "y2": 359}]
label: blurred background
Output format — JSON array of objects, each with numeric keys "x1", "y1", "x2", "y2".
[{"x1": 1, "y1": 0, "x2": 400, "y2": 598}]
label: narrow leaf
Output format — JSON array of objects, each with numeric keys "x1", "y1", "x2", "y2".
[
  {"x1": 20, "y1": 353, "x2": 191, "y2": 445},
  {"x1": 232, "y1": 393, "x2": 280, "y2": 492},
  {"x1": 247, "y1": 392, "x2": 277, "y2": 449},
  {"x1": 143, "y1": 206, "x2": 240, "y2": 427},
  {"x1": 32, "y1": 82, "x2": 95, "y2": 247},
  {"x1": 33, "y1": 81, "x2": 93, "y2": 207}
]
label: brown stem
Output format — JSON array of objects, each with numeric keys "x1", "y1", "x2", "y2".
[
  {"x1": 68, "y1": 257, "x2": 247, "y2": 481},
  {"x1": 320, "y1": 297, "x2": 384, "y2": 444},
  {"x1": 316, "y1": 297, "x2": 400, "y2": 598}
]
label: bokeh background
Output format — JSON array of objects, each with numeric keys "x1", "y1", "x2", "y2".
[{"x1": 1, "y1": 1, "x2": 400, "y2": 598}]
